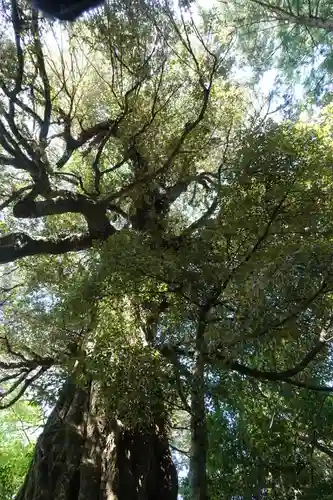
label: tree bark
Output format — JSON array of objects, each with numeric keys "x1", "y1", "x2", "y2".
[
  {"x1": 15, "y1": 379, "x2": 178, "y2": 500},
  {"x1": 189, "y1": 322, "x2": 208, "y2": 500}
]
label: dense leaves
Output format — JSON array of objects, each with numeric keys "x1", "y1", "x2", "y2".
[
  {"x1": 223, "y1": 0, "x2": 333, "y2": 102},
  {"x1": 1, "y1": 0, "x2": 333, "y2": 499}
]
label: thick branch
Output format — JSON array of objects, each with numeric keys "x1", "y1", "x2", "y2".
[
  {"x1": 224, "y1": 340, "x2": 326, "y2": 382},
  {"x1": 13, "y1": 194, "x2": 115, "y2": 239},
  {"x1": 171, "y1": 338, "x2": 333, "y2": 392},
  {"x1": 0, "y1": 365, "x2": 49, "y2": 410},
  {"x1": 31, "y1": 12, "x2": 52, "y2": 143},
  {"x1": 0, "y1": 231, "x2": 114, "y2": 264},
  {"x1": 11, "y1": 0, "x2": 24, "y2": 95},
  {"x1": 312, "y1": 440, "x2": 333, "y2": 459},
  {"x1": 0, "y1": 185, "x2": 33, "y2": 211},
  {"x1": 56, "y1": 118, "x2": 117, "y2": 169},
  {"x1": 13, "y1": 195, "x2": 100, "y2": 218}
]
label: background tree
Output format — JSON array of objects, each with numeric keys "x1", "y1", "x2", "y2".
[
  {"x1": 181, "y1": 382, "x2": 333, "y2": 499},
  {"x1": 172, "y1": 114, "x2": 333, "y2": 497},
  {"x1": 0, "y1": 401, "x2": 41, "y2": 499},
  {"x1": 222, "y1": 0, "x2": 333, "y2": 102},
  {"x1": 0, "y1": 0, "x2": 242, "y2": 498}
]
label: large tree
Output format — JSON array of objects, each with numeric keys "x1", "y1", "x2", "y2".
[
  {"x1": 3, "y1": 0, "x2": 333, "y2": 499},
  {"x1": 0, "y1": 0, "x2": 240, "y2": 498}
]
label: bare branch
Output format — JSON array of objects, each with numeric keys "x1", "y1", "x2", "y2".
[
  {"x1": 0, "y1": 366, "x2": 49, "y2": 409},
  {"x1": 31, "y1": 12, "x2": 52, "y2": 143}
]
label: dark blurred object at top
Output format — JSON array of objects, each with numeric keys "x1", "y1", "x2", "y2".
[{"x1": 31, "y1": 0, "x2": 104, "y2": 20}]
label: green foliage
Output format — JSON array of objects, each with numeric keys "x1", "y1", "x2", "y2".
[
  {"x1": 0, "y1": 440, "x2": 33, "y2": 500},
  {"x1": 3, "y1": 1, "x2": 333, "y2": 497},
  {"x1": 222, "y1": 0, "x2": 333, "y2": 102},
  {"x1": 203, "y1": 381, "x2": 333, "y2": 499},
  {"x1": 0, "y1": 402, "x2": 41, "y2": 499}
]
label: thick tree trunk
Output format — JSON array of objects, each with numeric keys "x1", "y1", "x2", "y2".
[
  {"x1": 16, "y1": 379, "x2": 178, "y2": 500},
  {"x1": 189, "y1": 338, "x2": 208, "y2": 500}
]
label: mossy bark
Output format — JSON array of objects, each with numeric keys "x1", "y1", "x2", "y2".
[{"x1": 16, "y1": 379, "x2": 178, "y2": 500}]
